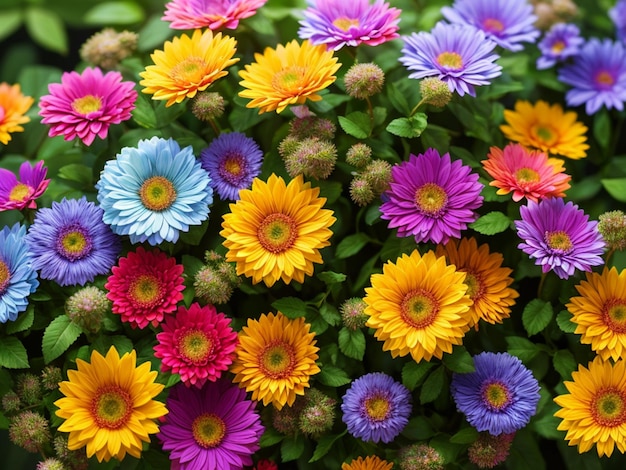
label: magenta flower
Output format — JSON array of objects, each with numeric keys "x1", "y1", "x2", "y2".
[
  {"x1": 163, "y1": 0, "x2": 267, "y2": 30},
  {"x1": 39, "y1": 67, "x2": 137, "y2": 146},
  {"x1": 0, "y1": 161, "x2": 49, "y2": 211}
]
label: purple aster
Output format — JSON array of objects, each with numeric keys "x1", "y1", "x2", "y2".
[
  {"x1": 399, "y1": 22, "x2": 502, "y2": 97},
  {"x1": 380, "y1": 148, "x2": 483, "y2": 244},
  {"x1": 536, "y1": 23, "x2": 583, "y2": 70},
  {"x1": 441, "y1": 0, "x2": 539, "y2": 52},
  {"x1": 340, "y1": 372, "x2": 411, "y2": 443},
  {"x1": 25, "y1": 197, "x2": 121, "y2": 286},
  {"x1": 0, "y1": 160, "x2": 50, "y2": 211},
  {"x1": 297, "y1": 0, "x2": 401, "y2": 51},
  {"x1": 515, "y1": 197, "x2": 605, "y2": 280},
  {"x1": 451, "y1": 352, "x2": 540, "y2": 435},
  {"x1": 610, "y1": 0, "x2": 626, "y2": 43},
  {"x1": 158, "y1": 379, "x2": 264, "y2": 470},
  {"x1": 200, "y1": 132, "x2": 263, "y2": 201},
  {"x1": 558, "y1": 38, "x2": 626, "y2": 115}
]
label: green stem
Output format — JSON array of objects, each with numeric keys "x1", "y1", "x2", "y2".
[
  {"x1": 537, "y1": 272, "x2": 547, "y2": 299},
  {"x1": 409, "y1": 98, "x2": 426, "y2": 117}
]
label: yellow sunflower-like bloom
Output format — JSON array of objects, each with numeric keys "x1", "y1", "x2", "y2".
[
  {"x1": 554, "y1": 356, "x2": 626, "y2": 457},
  {"x1": 238, "y1": 39, "x2": 341, "y2": 114},
  {"x1": 231, "y1": 312, "x2": 320, "y2": 410},
  {"x1": 54, "y1": 347, "x2": 167, "y2": 462},
  {"x1": 435, "y1": 237, "x2": 519, "y2": 327},
  {"x1": 342, "y1": 455, "x2": 394, "y2": 470},
  {"x1": 140, "y1": 28, "x2": 238, "y2": 107},
  {"x1": 0, "y1": 83, "x2": 34, "y2": 144},
  {"x1": 500, "y1": 100, "x2": 589, "y2": 159},
  {"x1": 220, "y1": 173, "x2": 335, "y2": 287},
  {"x1": 364, "y1": 249, "x2": 472, "y2": 362}
]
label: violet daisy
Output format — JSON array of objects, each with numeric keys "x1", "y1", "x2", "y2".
[
  {"x1": 536, "y1": 23, "x2": 583, "y2": 70},
  {"x1": 200, "y1": 132, "x2": 263, "y2": 201},
  {"x1": 163, "y1": 0, "x2": 267, "y2": 30},
  {"x1": 341, "y1": 372, "x2": 411, "y2": 443},
  {"x1": 515, "y1": 197, "x2": 605, "y2": 280},
  {"x1": 610, "y1": 0, "x2": 626, "y2": 43},
  {"x1": 158, "y1": 379, "x2": 264, "y2": 470},
  {"x1": 451, "y1": 352, "x2": 540, "y2": 435},
  {"x1": 400, "y1": 22, "x2": 502, "y2": 97},
  {"x1": 0, "y1": 160, "x2": 49, "y2": 211},
  {"x1": 380, "y1": 148, "x2": 484, "y2": 244}
]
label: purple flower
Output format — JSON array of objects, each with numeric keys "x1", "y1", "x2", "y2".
[
  {"x1": 400, "y1": 22, "x2": 502, "y2": 97},
  {"x1": 515, "y1": 197, "x2": 605, "y2": 280},
  {"x1": 451, "y1": 352, "x2": 540, "y2": 435},
  {"x1": 610, "y1": 0, "x2": 626, "y2": 43},
  {"x1": 200, "y1": 132, "x2": 263, "y2": 201},
  {"x1": 536, "y1": 23, "x2": 583, "y2": 70},
  {"x1": 558, "y1": 38, "x2": 626, "y2": 115},
  {"x1": 441, "y1": 0, "x2": 539, "y2": 52},
  {"x1": 0, "y1": 161, "x2": 49, "y2": 211},
  {"x1": 380, "y1": 148, "x2": 483, "y2": 244},
  {"x1": 341, "y1": 372, "x2": 411, "y2": 443},
  {"x1": 297, "y1": 0, "x2": 401, "y2": 50},
  {"x1": 158, "y1": 379, "x2": 264, "y2": 470}
]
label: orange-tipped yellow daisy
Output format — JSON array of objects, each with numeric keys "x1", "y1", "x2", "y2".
[
  {"x1": 554, "y1": 356, "x2": 626, "y2": 457},
  {"x1": 220, "y1": 173, "x2": 335, "y2": 287},
  {"x1": 231, "y1": 312, "x2": 320, "y2": 410},
  {"x1": 364, "y1": 249, "x2": 472, "y2": 362},
  {"x1": 500, "y1": 100, "x2": 589, "y2": 159},
  {"x1": 342, "y1": 455, "x2": 394, "y2": 470},
  {"x1": 0, "y1": 83, "x2": 34, "y2": 145},
  {"x1": 140, "y1": 28, "x2": 238, "y2": 107},
  {"x1": 238, "y1": 39, "x2": 341, "y2": 114},
  {"x1": 54, "y1": 347, "x2": 167, "y2": 462}
]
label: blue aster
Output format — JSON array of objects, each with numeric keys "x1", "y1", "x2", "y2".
[
  {"x1": 536, "y1": 23, "x2": 583, "y2": 70},
  {"x1": 610, "y1": 0, "x2": 626, "y2": 43},
  {"x1": 96, "y1": 137, "x2": 213, "y2": 245}
]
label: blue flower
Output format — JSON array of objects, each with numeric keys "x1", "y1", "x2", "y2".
[
  {"x1": 610, "y1": 0, "x2": 626, "y2": 43},
  {"x1": 96, "y1": 137, "x2": 213, "y2": 245},
  {"x1": 536, "y1": 23, "x2": 583, "y2": 70},
  {"x1": 0, "y1": 224, "x2": 38, "y2": 323}
]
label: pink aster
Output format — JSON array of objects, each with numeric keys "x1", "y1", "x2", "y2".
[
  {"x1": 154, "y1": 303, "x2": 238, "y2": 388},
  {"x1": 39, "y1": 67, "x2": 137, "y2": 146},
  {"x1": 0, "y1": 161, "x2": 49, "y2": 211},
  {"x1": 163, "y1": 0, "x2": 268, "y2": 30}
]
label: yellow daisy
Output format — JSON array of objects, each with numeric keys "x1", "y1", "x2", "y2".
[
  {"x1": 567, "y1": 267, "x2": 626, "y2": 361},
  {"x1": 220, "y1": 173, "x2": 335, "y2": 287},
  {"x1": 500, "y1": 100, "x2": 589, "y2": 160},
  {"x1": 54, "y1": 347, "x2": 167, "y2": 462},
  {"x1": 238, "y1": 39, "x2": 341, "y2": 114},
  {"x1": 435, "y1": 237, "x2": 519, "y2": 327},
  {"x1": 0, "y1": 83, "x2": 34, "y2": 144},
  {"x1": 554, "y1": 356, "x2": 626, "y2": 457},
  {"x1": 364, "y1": 249, "x2": 472, "y2": 362},
  {"x1": 342, "y1": 455, "x2": 394, "y2": 470},
  {"x1": 140, "y1": 28, "x2": 238, "y2": 107},
  {"x1": 230, "y1": 312, "x2": 320, "y2": 410}
]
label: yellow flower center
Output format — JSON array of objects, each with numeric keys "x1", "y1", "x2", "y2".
[
  {"x1": 593, "y1": 389, "x2": 626, "y2": 427},
  {"x1": 72, "y1": 94, "x2": 102, "y2": 115},
  {"x1": 272, "y1": 66, "x2": 307, "y2": 94},
  {"x1": 415, "y1": 182, "x2": 448, "y2": 216},
  {"x1": 532, "y1": 125, "x2": 557, "y2": 145},
  {"x1": 192, "y1": 413, "x2": 226, "y2": 448},
  {"x1": 364, "y1": 395, "x2": 390, "y2": 422},
  {"x1": 545, "y1": 230, "x2": 573, "y2": 253},
  {"x1": 332, "y1": 17, "x2": 360, "y2": 31},
  {"x1": 401, "y1": 289, "x2": 439, "y2": 329},
  {"x1": 482, "y1": 381, "x2": 510, "y2": 411},
  {"x1": 224, "y1": 157, "x2": 242, "y2": 176},
  {"x1": 56, "y1": 225, "x2": 92, "y2": 261},
  {"x1": 139, "y1": 176, "x2": 177, "y2": 211},
  {"x1": 259, "y1": 341, "x2": 296, "y2": 379},
  {"x1": 515, "y1": 167, "x2": 540, "y2": 184},
  {"x1": 128, "y1": 274, "x2": 163, "y2": 308},
  {"x1": 257, "y1": 213, "x2": 298, "y2": 254},
  {"x1": 483, "y1": 18, "x2": 504, "y2": 32},
  {"x1": 603, "y1": 299, "x2": 626, "y2": 334},
  {"x1": 170, "y1": 56, "x2": 209, "y2": 84},
  {"x1": 177, "y1": 328, "x2": 214, "y2": 365},
  {"x1": 91, "y1": 386, "x2": 133, "y2": 429},
  {"x1": 551, "y1": 41, "x2": 566, "y2": 53},
  {"x1": 0, "y1": 259, "x2": 10, "y2": 294},
  {"x1": 9, "y1": 183, "x2": 30, "y2": 202},
  {"x1": 595, "y1": 71, "x2": 615, "y2": 87},
  {"x1": 436, "y1": 51, "x2": 463, "y2": 70}
]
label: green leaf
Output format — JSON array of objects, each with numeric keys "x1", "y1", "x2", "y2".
[
  {"x1": 505, "y1": 336, "x2": 541, "y2": 362},
  {"x1": 137, "y1": 14, "x2": 174, "y2": 52},
  {"x1": 132, "y1": 93, "x2": 158, "y2": 128},
  {"x1": 84, "y1": 1, "x2": 145, "y2": 25},
  {"x1": 281, "y1": 435, "x2": 305, "y2": 462},
  {"x1": 553, "y1": 349, "x2": 577, "y2": 380},
  {"x1": 442, "y1": 345, "x2": 475, "y2": 373},
  {"x1": 450, "y1": 426, "x2": 479, "y2": 444},
  {"x1": 0, "y1": 337, "x2": 29, "y2": 369},
  {"x1": 386, "y1": 81, "x2": 411, "y2": 115},
  {"x1": 601, "y1": 178, "x2": 626, "y2": 202},
  {"x1": 335, "y1": 232, "x2": 370, "y2": 259},
  {"x1": 338, "y1": 327, "x2": 366, "y2": 361},
  {"x1": 271, "y1": 297, "x2": 308, "y2": 319},
  {"x1": 402, "y1": 361, "x2": 435, "y2": 391},
  {"x1": 6, "y1": 305, "x2": 34, "y2": 334},
  {"x1": 259, "y1": 427, "x2": 284, "y2": 447},
  {"x1": 556, "y1": 310, "x2": 577, "y2": 334},
  {"x1": 532, "y1": 405, "x2": 564, "y2": 440},
  {"x1": 401, "y1": 416, "x2": 435, "y2": 440},
  {"x1": 420, "y1": 365, "x2": 445, "y2": 404},
  {"x1": 319, "y1": 303, "x2": 341, "y2": 326},
  {"x1": 58, "y1": 164, "x2": 93, "y2": 186},
  {"x1": 317, "y1": 271, "x2": 347, "y2": 285},
  {"x1": 338, "y1": 111, "x2": 371, "y2": 139},
  {"x1": 386, "y1": 114, "x2": 428, "y2": 138},
  {"x1": 317, "y1": 365, "x2": 352, "y2": 387},
  {"x1": 522, "y1": 299, "x2": 554, "y2": 336},
  {"x1": 24, "y1": 7, "x2": 68, "y2": 54},
  {"x1": 507, "y1": 427, "x2": 546, "y2": 470},
  {"x1": 593, "y1": 109, "x2": 611, "y2": 150},
  {"x1": 309, "y1": 431, "x2": 347, "y2": 462},
  {"x1": 469, "y1": 211, "x2": 512, "y2": 235},
  {"x1": 0, "y1": 9, "x2": 23, "y2": 42},
  {"x1": 314, "y1": 180, "x2": 343, "y2": 204},
  {"x1": 42, "y1": 315, "x2": 83, "y2": 364}
]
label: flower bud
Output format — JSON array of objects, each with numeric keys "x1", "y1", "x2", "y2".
[
  {"x1": 340, "y1": 298, "x2": 368, "y2": 330},
  {"x1": 1, "y1": 390, "x2": 21, "y2": 413},
  {"x1": 8, "y1": 411, "x2": 51, "y2": 453},
  {"x1": 468, "y1": 432, "x2": 515, "y2": 469},
  {"x1": 284, "y1": 138, "x2": 337, "y2": 180},
  {"x1": 53, "y1": 435, "x2": 89, "y2": 470},
  {"x1": 191, "y1": 91, "x2": 226, "y2": 121},
  {"x1": 65, "y1": 286, "x2": 110, "y2": 334},
  {"x1": 345, "y1": 143, "x2": 373, "y2": 169},
  {"x1": 289, "y1": 116, "x2": 336, "y2": 141},
  {"x1": 16, "y1": 373, "x2": 42, "y2": 406},
  {"x1": 194, "y1": 254, "x2": 240, "y2": 305},
  {"x1": 598, "y1": 210, "x2": 626, "y2": 252},
  {"x1": 362, "y1": 159, "x2": 392, "y2": 195},
  {"x1": 40, "y1": 366, "x2": 63, "y2": 391},
  {"x1": 397, "y1": 443, "x2": 445, "y2": 470},
  {"x1": 36, "y1": 458, "x2": 67, "y2": 470},
  {"x1": 79, "y1": 28, "x2": 137, "y2": 69},
  {"x1": 272, "y1": 396, "x2": 305, "y2": 435},
  {"x1": 420, "y1": 77, "x2": 452, "y2": 108},
  {"x1": 349, "y1": 177, "x2": 375, "y2": 207},
  {"x1": 278, "y1": 135, "x2": 302, "y2": 159},
  {"x1": 298, "y1": 389, "x2": 336, "y2": 437},
  {"x1": 344, "y1": 63, "x2": 385, "y2": 99}
]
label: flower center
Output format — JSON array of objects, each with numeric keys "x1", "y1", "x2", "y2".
[
  {"x1": 515, "y1": 167, "x2": 541, "y2": 184},
  {"x1": 170, "y1": 56, "x2": 208, "y2": 84},
  {"x1": 593, "y1": 388, "x2": 626, "y2": 427},
  {"x1": 482, "y1": 17, "x2": 504, "y2": 32},
  {"x1": 9, "y1": 183, "x2": 31, "y2": 202},
  {"x1": 332, "y1": 17, "x2": 360, "y2": 31},
  {"x1": 259, "y1": 341, "x2": 296, "y2": 379},
  {"x1": 72, "y1": 94, "x2": 102, "y2": 115},
  {"x1": 545, "y1": 230, "x2": 573, "y2": 254},
  {"x1": 364, "y1": 394, "x2": 390, "y2": 422},
  {"x1": 401, "y1": 288, "x2": 439, "y2": 329},
  {"x1": 436, "y1": 51, "x2": 463, "y2": 70},
  {"x1": 0, "y1": 258, "x2": 10, "y2": 294},
  {"x1": 272, "y1": 66, "x2": 307, "y2": 94},
  {"x1": 463, "y1": 271, "x2": 483, "y2": 301},
  {"x1": 192, "y1": 413, "x2": 226, "y2": 448},
  {"x1": 176, "y1": 328, "x2": 215, "y2": 365},
  {"x1": 257, "y1": 213, "x2": 298, "y2": 254},
  {"x1": 415, "y1": 182, "x2": 448, "y2": 216},
  {"x1": 532, "y1": 125, "x2": 557, "y2": 145},
  {"x1": 595, "y1": 70, "x2": 615, "y2": 88},
  {"x1": 551, "y1": 40, "x2": 566, "y2": 53},
  {"x1": 482, "y1": 381, "x2": 511, "y2": 411},
  {"x1": 91, "y1": 386, "x2": 133, "y2": 429},
  {"x1": 139, "y1": 176, "x2": 177, "y2": 211},
  {"x1": 56, "y1": 224, "x2": 93, "y2": 261},
  {"x1": 603, "y1": 299, "x2": 626, "y2": 334},
  {"x1": 219, "y1": 153, "x2": 246, "y2": 185},
  {"x1": 128, "y1": 274, "x2": 163, "y2": 308}
]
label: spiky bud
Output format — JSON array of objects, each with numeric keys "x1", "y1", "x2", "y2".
[
  {"x1": 79, "y1": 28, "x2": 137, "y2": 69},
  {"x1": 362, "y1": 159, "x2": 392, "y2": 195},
  {"x1": 1, "y1": 390, "x2": 21, "y2": 413},
  {"x1": 340, "y1": 298, "x2": 368, "y2": 330},
  {"x1": 40, "y1": 366, "x2": 63, "y2": 391},
  {"x1": 468, "y1": 432, "x2": 515, "y2": 469},
  {"x1": 349, "y1": 177, "x2": 375, "y2": 207},
  {"x1": 598, "y1": 210, "x2": 626, "y2": 252},
  {"x1": 288, "y1": 116, "x2": 336, "y2": 141},
  {"x1": 345, "y1": 143, "x2": 373, "y2": 169},
  {"x1": 397, "y1": 443, "x2": 445, "y2": 470},
  {"x1": 420, "y1": 77, "x2": 452, "y2": 108},
  {"x1": 53, "y1": 435, "x2": 89, "y2": 470},
  {"x1": 16, "y1": 373, "x2": 42, "y2": 406},
  {"x1": 284, "y1": 138, "x2": 337, "y2": 179},
  {"x1": 194, "y1": 256, "x2": 240, "y2": 305},
  {"x1": 8, "y1": 411, "x2": 51, "y2": 453},
  {"x1": 191, "y1": 91, "x2": 226, "y2": 121},
  {"x1": 37, "y1": 458, "x2": 67, "y2": 470},
  {"x1": 272, "y1": 396, "x2": 305, "y2": 435},
  {"x1": 278, "y1": 135, "x2": 302, "y2": 159},
  {"x1": 65, "y1": 286, "x2": 110, "y2": 334},
  {"x1": 298, "y1": 389, "x2": 336, "y2": 437},
  {"x1": 344, "y1": 63, "x2": 385, "y2": 100}
]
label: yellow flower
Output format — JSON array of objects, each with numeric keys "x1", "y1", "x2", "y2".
[
  {"x1": 364, "y1": 249, "x2": 472, "y2": 362},
  {"x1": 0, "y1": 83, "x2": 34, "y2": 144},
  {"x1": 220, "y1": 173, "x2": 335, "y2": 287},
  {"x1": 140, "y1": 29, "x2": 238, "y2": 107},
  {"x1": 554, "y1": 356, "x2": 626, "y2": 457},
  {"x1": 500, "y1": 100, "x2": 589, "y2": 159},
  {"x1": 54, "y1": 347, "x2": 167, "y2": 462},
  {"x1": 238, "y1": 39, "x2": 341, "y2": 114},
  {"x1": 342, "y1": 455, "x2": 394, "y2": 470},
  {"x1": 231, "y1": 312, "x2": 320, "y2": 410}
]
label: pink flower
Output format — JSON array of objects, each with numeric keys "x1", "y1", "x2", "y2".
[
  {"x1": 163, "y1": 0, "x2": 268, "y2": 30},
  {"x1": 0, "y1": 161, "x2": 49, "y2": 211}
]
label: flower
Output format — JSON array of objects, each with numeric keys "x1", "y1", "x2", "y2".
[
  {"x1": 163, "y1": 0, "x2": 267, "y2": 30},
  {"x1": 441, "y1": 0, "x2": 539, "y2": 51},
  {"x1": 481, "y1": 143, "x2": 571, "y2": 202},
  {"x1": 341, "y1": 372, "x2": 411, "y2": 443},
  {"x1": 220, "y1": 173, "x2": 335, "y2": 287},
  {"x1": 297, "y1": 0, "x2": 400, "y2": 51},
  {"x1": 25, "y1": 197, "x2": 120, "y2": 287},
  {"x1": 158, "y1": 379, "x2": 264, "y2": 470},
  {"x1": 238, "y1": 39, "x2": 341, "y2": 114},
  {"x1": 140, "y1": 29, "x2": 239, "y2": 107},
  {"x1": 536, "y1": 23, "x2": 584, "y2": 69},
  {"x1": 96, "y1": 137, "x2": 213, "y2": 245},
  {"x1": 38, "y1": 67, "x2": 136, "y2": 146},
  {"x1": 154, "y1": 303, "x2": 238, "y2": 387},
  {"x1": 0, "y1": 161, "x2": 49, "y2": 212},
  {"x1": 500, "y1": 100, "x2": 589, "y2": 159},
  {"x1": 400, "y1": 22, "x2": 502, "y2": 97},
  {"x1": 610, "y1": 0, "x2": 626, "y2": 43},
  {"x1": 230, "y1": 312, "x2": 320, "y2": 410},
  {"x1": 554, "y1": 356, "x2": 626, "y2": 457},
  {"x1": 558, "y1": 38, "x2": 626, "y2": 115},
  {"x1": 0, "y1": 82, "x2": 34, "y2": 144},
  {"x1": 341, "y1": 455, "x2": 394, "y2": 470},
  {"x1": 200, "y1": 132, "x2": 264, "y2": 201},
  {"x1": 380, "y1": 148, "x2": 483, "y2": 244},
  {"x1": 515, "y1": 197, "x2": 605, "y2": 280},
  {"x1": 105, "y1": 247, "x2": 185, "y2": 329},
  {"x1": 80, "y1": 28, "x2": 138, "y2": 70},
  {"x1": 451, "y1": 352, "x2": 540, "y2": 435},
  {"x1": 364, "y1": 249, "x2": 472, "y2": 362},
  {"x1": 54, "y1": 347, "x2": 167, "y2": 462}
]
